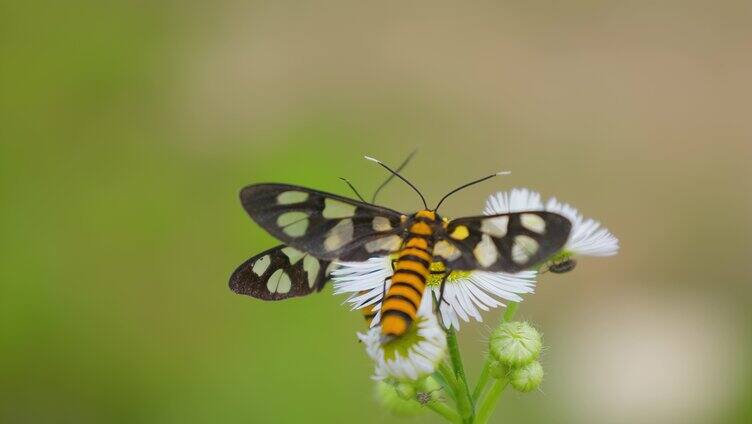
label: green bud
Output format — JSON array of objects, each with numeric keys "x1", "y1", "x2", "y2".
[
  {"x1": 417, "y1": 376, "x2": 442, "y2": 393},
  {"x1": 375, "y1": 381, "x2": 424, "y2": 417},
  {"x1": 488, "y1": 360, "x2": 509, "y2": 379},
  {"x1": 415, "y1": 376, "x2": 442, "y2": 405},
  {"x1": 394, "y1": 382, "x2": 416, "y2": 400},
  {"x1": 509, "y1": 361, "x2": 544, "y2": 393},
  {"x1": 489, "y1": 321, "x2": 542, "y2": 367}
]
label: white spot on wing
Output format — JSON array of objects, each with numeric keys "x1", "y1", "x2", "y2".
[
  {"x1": 473, "y1": 234, "x2": 499, "y2": 267},
  {"x1": 303, "y1": 255, "x2": 320, "y2": 288},
  {"x1": 252, "y1": 255, "x2": 271, "y2": 276},
  {"x1": 281, "y1": 247, "x2": 305, "y2": 265},
  {"x1": 276, "y1": 191, "x2": 309, "y2": 205},
  {"x1": 277, "y1": 211, "x2": 309, "y2": 237},
  {"x1": 434, "y1": 240, "x2": 461, "y2": 261},
  {"x1": 322, "y1": 198, "x2": 357, "y2": 219},
  {"x1": 520, "y1": 213, "x2": 546, "y2": 234},
  {"x1": 267, "y1": 268, "x2": 292, "y2": 294},
  {"x1": 365, "y1": 235, "x2": 402, "y2": 253},
  {"x1": 481, "y1": 216, "x2": 509, "y2": 238},
  {"x1": 512, "y1": 235, "x2": 540, "y2": 264},
  {"x1": 372, "y1": 216, "x2": 392, "y2": 232},
  {"x1": 325, "y1": 219, "x2": 354, "y2": 251}
]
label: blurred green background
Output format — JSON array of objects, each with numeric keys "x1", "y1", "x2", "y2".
[{"x1": 2, "y1": 1, "x2": 751, "y2": 423}]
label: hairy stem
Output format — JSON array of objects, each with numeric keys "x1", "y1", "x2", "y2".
[
  {"x1": 472, "y1": 356, "x2": 492, "y2": 402},
  {"x1": 446, "y1": 327, "x2": 474, "y2": 423}
]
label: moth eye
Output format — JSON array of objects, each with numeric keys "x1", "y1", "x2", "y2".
[
  {"x1": 252, "y1": 255, "x2": 271, "y2": 276},
  {"x1": 481, "y1": 216, "x2": 509, "y2": 237},
  {"x1": 266, "y1": 268, "x2": 292, "y2": 294},
  {"x1": 322, "y1": 198, "x2": 357, "y2": 219},
  {"x1": 324, "y1": 219, "x2": 354, "y2": 251},
  {"x1": 512, "y1": 235, "x2": 540, "y2": 264},
  {"x1": 520, "y1": 213, "x2": 546, "y2": 234},
  {"x1": 473, "y1": 234, "x2": 499, "y2": 267},
  {"x1": 276, "y1": 191, "x2": 309, "y2": 205}
]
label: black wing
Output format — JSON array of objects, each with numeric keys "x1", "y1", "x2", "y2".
[
  {"x1": 434, "y1": 211, "x2": 571, "y2": 273},
  {"x1": 239, "y1": 183, "x2": 407, "y2": 261},
  {"x1": 229, "y1": 245, "x2": 334, "y2": 300}
]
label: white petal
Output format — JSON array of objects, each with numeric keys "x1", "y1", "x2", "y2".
[
  {"x1": 545, "y1": 197, "x2": 620, "y2": 257},
  {"x1": 484, "y1": 188, "x2": 544, "y2": 215}
]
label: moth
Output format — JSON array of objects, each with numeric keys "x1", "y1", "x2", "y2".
[{"x1": 230, "y1": 157, "x2": 572, "y2": 340}]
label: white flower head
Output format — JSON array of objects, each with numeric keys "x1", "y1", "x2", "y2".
[
  {"x1": 544, "y1": 197, "x2": 619, "y2": 257},
  {"x1": 485, "y1": 187, "x2": 619, "y2": 259},
  {"x1": 358, "y1": 294, "x2": 447, "y2": 381},
  {"x1": 333, "y1": 257, "x2": 536, "y2": 330}
]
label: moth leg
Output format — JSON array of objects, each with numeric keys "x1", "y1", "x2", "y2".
[
  {"x1": 372, "y1": 276, "x2": 391, "y2": 326},
  {"x1": 432, "y1": 270, "x2": 452, "y2": 331}
]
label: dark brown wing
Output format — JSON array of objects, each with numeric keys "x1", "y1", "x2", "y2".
[
  {"x1": 229, "y1": 245, "x2": 333, "y2": 300},
  {"x1": 239, "y1": 184, "x2": 407, "y2": 261},
  {"x1": 433, "y1": 211, "x2": 571, "y2": 273}
]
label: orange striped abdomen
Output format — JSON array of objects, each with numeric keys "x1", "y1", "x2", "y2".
[{"x1": 381, "y1": 210, "x2": 436, "y2": 338}]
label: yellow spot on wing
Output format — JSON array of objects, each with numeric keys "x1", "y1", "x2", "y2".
[{"x1": 450, "y1": 225, "x2": 470, "y2": 240}]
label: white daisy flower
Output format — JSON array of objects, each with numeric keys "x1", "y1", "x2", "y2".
[
  {"x1": 433, "y1": 267, "x2": 537, "y2": 330},
  {"x1": 483, "y1": 187, "x2": 545, "y2": 214},
  {"x1": 333, "y1": 256, "x2": 537, "y2": 330},
  {"x1": 358, "y1": 294, "x2": 447, "y2": 381},
  {"x1": 485, "y1": 187, "x2": 619, "y2": 271},
  {"x1": 544, "y1": 197, "x2": 619, "y2": 257}
]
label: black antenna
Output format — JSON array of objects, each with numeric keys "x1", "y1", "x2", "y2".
[
  {"x1": 364, "y1": 156, "x2": 428, "y2": 209},
  {"x1": 338, "y1": 177, "x2": 366, "y2": 202},
  {"x1": 371, "y1": 150, "x2": 417, "y2": 203},
  {"x1": 434, "y1": 171, "x2": 511, "y2": 212}
]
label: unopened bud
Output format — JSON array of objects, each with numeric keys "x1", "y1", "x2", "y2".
[
  {"x1": 375, "y1": 381, "x2": 423, "y2": 417},
  {"x1": 489, "y1": 321, "x2": 542, "y2": 367},
  {"x1": 509, "y1": 361, "x2": 544, "y2": 393}
]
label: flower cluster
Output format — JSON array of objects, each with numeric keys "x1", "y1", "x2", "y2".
[{"x1": 331, "y1": 187, "x2": 618, "y2": 421}]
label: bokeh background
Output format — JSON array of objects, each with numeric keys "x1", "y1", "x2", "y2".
[{"x1": 2, "y1": 1, "x2": 751, "y2": 423}]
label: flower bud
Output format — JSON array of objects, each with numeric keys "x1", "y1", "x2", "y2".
[
  {"x1": 394, "y1": 382, "x2": 416, "y2": 400},
  {"x1": 509, "y1": 361, "x2": 544, "y2": 393},
  {"x1": 489, "y1": 321, "x2": 542, "y2": 367},
  {"x1": 375, "y1": 381, "x2": 424, "y2": 417}
]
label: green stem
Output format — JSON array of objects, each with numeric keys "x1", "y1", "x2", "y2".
[
  {"x1": 446, "y1": 327, "x2": 474, "y2": 423},
  {"x1": 472, "y1": 356, "x2": 492, "y2": 401},
  {"x1": 474, "y1": 378, "x2": 509, "y2": 424},
  {"x1": 503, "y1": 301, "x2": 519, "y2": 322},
  {"x1": 470, "y1": 301, "x2": 520, "y2": 421},
  {"x1": 427, "y1": 400, "x2": 463, "y2": 424},
  {"x1": 438, "y1": 362, "x2": 460, "y2": 402}
]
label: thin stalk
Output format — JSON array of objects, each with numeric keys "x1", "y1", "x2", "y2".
[
  {"x1": 426, "y1": 400, "x2": 463, "y2": 424},
  {"x1": 446, "y1": 327, "x2": 474, "y2": 423},
  {"x1": 503, "y1": 301, "x2": 519, "y2": 322},
  {"x1": 470, "y1": 301, "x2": 521, "y2": 421},
  {"x1": 472, "y1": 356, "x2": 492, "y2": 401},
  {"x1": 475, "y1": 378, "x2": 509, "y2": 424},
  {"x1": 437, "y1": 362, "x2": 460, "y2": 402}
]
